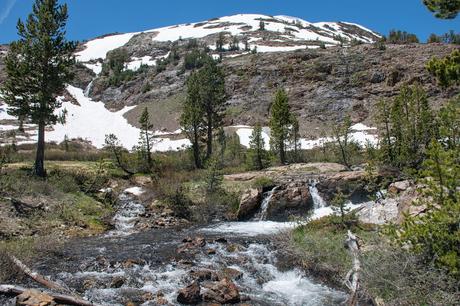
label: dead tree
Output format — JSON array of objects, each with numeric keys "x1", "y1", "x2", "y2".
[{"x1": 344, "y1": 230, "x2": 361, "y2": 306}]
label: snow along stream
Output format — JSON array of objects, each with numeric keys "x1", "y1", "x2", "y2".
[{"x1": 25, "y1": 183, "x2": 357, "y2": 306}]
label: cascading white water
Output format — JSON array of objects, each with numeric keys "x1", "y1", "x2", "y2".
[
  {"x1": 84, "y1": 80, "x2": 94, "y2": 97},
  {"x1": 105, "y1": 188, "x2": 145, "y2": 237},
  {"x1": 259, "y1": 186, "x2": 278, "y2": 220},
  {"x1": 309, "y1": 181, "x2": 327, "y2": 209}
]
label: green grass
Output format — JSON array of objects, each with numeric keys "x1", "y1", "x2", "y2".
[{"x1": 288, "y1": 216, "x2": 459, "y2": 305}]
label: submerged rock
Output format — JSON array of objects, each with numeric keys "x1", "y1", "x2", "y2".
[
  {"x1": 202, "y1": 278, "x2": 241, "y2": 304},
  {"x1": 177, "y1": 281, "x2": 202, "y2": 304},
  {"x1": 190, "y1": 269, "x2": 218, "y2": 282},
  {"x1": 16, "y1": 289, "x2": 55, "y2": 306},
  {"x1": 219, "y1": 267, "x2": 243, "y2": 281}
]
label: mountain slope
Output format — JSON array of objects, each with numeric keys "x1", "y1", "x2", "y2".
[
  {"x1": 1, "y1": 15, "x2": 458, "y2": 151},
  {"x1": 75, "y1": 14, "x2": 380, "y2": 64}
]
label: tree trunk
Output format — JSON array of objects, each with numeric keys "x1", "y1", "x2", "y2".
[
  {"x1": 145, "y1": 130, "x2": 152, "y2": 169},
  {"x1": 34, "y1": 121, "x2": 46, "y2": 177},
  {"x1": 344, "y1": 230, "x2": 360, "y2": 306},
  {"x1": 279, "y1": 138, "x2": 285, "y2": 164},
  {"x1": 193, "y1": 126, "x2": 202, "y2": 169},
  {"x1": 0, "y1": 285, "x2": 95, "y2": 306},
  {"x1": 206, "y1": 113, "x2": 213, "y2": 160},
  {"x1": 8, "y1": 254, "x2": 69, "y2": 292}
]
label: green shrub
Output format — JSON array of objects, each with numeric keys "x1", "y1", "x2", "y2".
[{"x1": 252, "y1": 176, "x2": 275, "y2": 189}]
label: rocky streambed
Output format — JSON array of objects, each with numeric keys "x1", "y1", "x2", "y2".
[{"x1": 4, "y1": 182, "x2": 353, "y2": 306}]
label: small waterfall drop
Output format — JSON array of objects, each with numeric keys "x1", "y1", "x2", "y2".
[
  {"x1": 309, "y1": 181, "x2": 327, "y2": 209},
  {"x1": 84, "y1": 80, "x2": 94, "y2": 97},
  {"x1": 259, "y1": 186, "x2": 278, "y2": 221}
]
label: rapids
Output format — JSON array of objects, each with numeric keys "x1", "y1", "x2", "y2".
[{"x1": 9, "y1": 183, "x2": 356, "y2": 305}]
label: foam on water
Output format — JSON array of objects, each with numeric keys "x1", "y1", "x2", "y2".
[{"x1": 106, "y1": 192, "x2": 145, "y2": 237}]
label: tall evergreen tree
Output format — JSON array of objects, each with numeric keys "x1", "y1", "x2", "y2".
[
  {"x1": 198, "y1": 59, "x2": 226, "y2": 160},
  {"x1": 216, "y1": 33, "x2": 225, "y2": 52},
  {"x1": 388, "y1": 85, "x2": 435, "y2": 169},
  {"x1": 269, "y1": 88, "x2": 292, "y2": 164},
  {"x1": 1, "y1": 0, "x2": 76, "y2": 177},
  {"x1": 181, "y1": 72, "x2": 205, "y2": 169},
  {"x1": 137, "y1": 107, "x2": 154, "y2": 172},
  {"x1": 247, "y1": 123, "x2": 270, "y2": 170},
  {"x1": 217, "y1": 127, "x2": 226, "y2": 164}
]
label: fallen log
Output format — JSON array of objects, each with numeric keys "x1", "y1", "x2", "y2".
[
  {"x1": 344, "y1": 230, "x2": 361, "y2": 306},
  {"x1": 0, "y1": 285, "x2": 95, "y2": 306},
  {"x1": 8, "y1": 254, "x2": 69, "y2": 293}
]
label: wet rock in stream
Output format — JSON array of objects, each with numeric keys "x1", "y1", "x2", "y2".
[{"x1": 20, "y1": 188, "x2": 348, "y2": 306}]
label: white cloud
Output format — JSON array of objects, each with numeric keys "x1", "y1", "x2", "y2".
[{"x1": 0, "y1": 0, "x2": 17, "y2": 24}]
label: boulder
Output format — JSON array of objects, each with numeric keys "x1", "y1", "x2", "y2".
[
  {"x1": 110, "y1": 276, "x2": 125, "y2": 288},
  {"x1": 358, "y1": 198, "x2": 399, "y2": 225},
  {"x1": 177, "y1": 281, "x2": 202, "y2": 304},
  {"x1": 265, "y1": 183, "x2": 312, "y2": 220},
  {"x1": 16, "y1": 289, "x2": 55, "y2": 306},
  {"x1": 132, "y1": 175, "x2": 153, "y2": 186},
  {"x1": 177, "y1": 236, "x2": 207, "y2": 254},
  {"x1": 190, "y1": 269, "x2": 218, "y2": 282},
  {"x1": 388, "y1": 180, "x2": 411, "y2": 194},
  {"x1": 237, "y1": 188, "x2": 261, "y2": 220},
  {"x1": 218, "y1": 268, "x2": 243, "y2": 281},
  {"x1": 317, "y1": 171, "x2": 368, "y2": 202},
  {"x1": 202, "y1": 278, "x2": 240, "y2": 304}
]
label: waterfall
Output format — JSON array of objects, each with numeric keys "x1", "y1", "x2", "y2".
[
  {"x1": 259, "y1": 186, "x2": 278, "y2": 221},
  {"x1": 84, "y1": 80, "x2": 94, "y2": 97},
  {"x1": 309, "y1": 181, "x2": 327, "y2": 209}
]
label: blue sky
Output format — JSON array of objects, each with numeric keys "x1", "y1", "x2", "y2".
[{"x1": 1, "y1": 0, "x2": 460, "y2": 44}]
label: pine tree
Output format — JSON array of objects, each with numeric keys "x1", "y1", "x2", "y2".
[
  {"x1": 216, "y1": 32, "x2": 225, "y2": 52},
  {"x1": 1, "y1": 0, "x2": 76, "y2": 177},
  {"x1": 205, "y1": 157, "x2": 223, "y2": 194},
  {"x1": 333, "y1": 115, "x2": 353, "y2": 170},
  {"x1": 376, "y1": 98, "x2": 394, "y2": 165},
  {"x1": 270, "y1": 88, "x2": 292, "y2": 164},
  {"x1": 229, "y1": 36, "x2": 240, "y2": 51},
  {"x1": 331, "y1": 190, "x2": 350, "y2": 228},
  {"x1": 181, "y1": 57, "x2": 226, "y2": 168},
  {"x1": 198, "y1": 59, "x2": 226, "y2": 161},
  {"x1": 426, "y1": 49, "x2": 460, "y2": 88},
  {"x1": 137, "y1": 107, "x2": 154, "y2": 172},
  {"x1": 247, "y1": 123, "x2": 270, "y2": 170},
  {"x1": 227, "y1": 132, "x2": 243, "y2": 164},
  {"x1": 259, "y1": 21, "x2": 266, "y2": 31},
  {"x1": 181, "y1": 72, "x2": 205, "y2": 169},
  {"x1": 217, "y1": 127, "x2": 226, "y2": 164},
  {"x1": 423, "y1": 0, "x2": 460, "y2": 19},
  {"x1": 396, "y1": 139, "x2": 460, "y2": 274},
  {"x1": 389, "y1": 85, "x2": 435, "y2": 169}
]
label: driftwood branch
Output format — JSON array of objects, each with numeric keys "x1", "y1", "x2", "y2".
[
  {"x1": 0, "y1": 285, "x2": 95, "y2": 306},
  {"x1": 8, "y1": 254, "x2": 69, "y2": 293},
  {"x1": 344, "y1": 230, "x2": 361, "y2": 306},
  {"x1": 5, "y1": 254, "x2": 98, "y2": 305}
]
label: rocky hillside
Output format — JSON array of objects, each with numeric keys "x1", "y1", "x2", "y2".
[
  {"x1": 86, "y1": 43, "x2": 458, "y2": 137},
  {"x1": 0, "y1": 14, "x2": 458, "y2": 148}
]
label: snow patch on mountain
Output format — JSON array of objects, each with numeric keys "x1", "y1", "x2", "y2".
[{"x1": 75, "y1": 14, "x2": 380, "y2": 63}]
